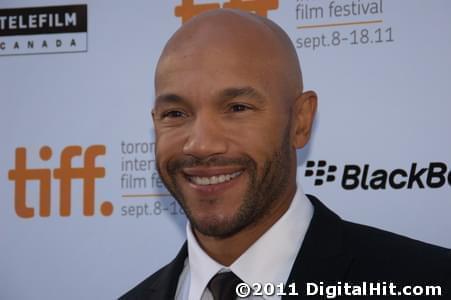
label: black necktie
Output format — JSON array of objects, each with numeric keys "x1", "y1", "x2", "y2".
[{"x1": 208, "y1": 272, "x2": 243, "y2": 300}]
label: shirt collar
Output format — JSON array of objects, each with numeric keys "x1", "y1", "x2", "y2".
[
  {"x1": 186, "y1": 183, "x2": 314, "y2": 300},
  {"x1": 186, "y1": 222, "x2": 224, "y2": 300}
]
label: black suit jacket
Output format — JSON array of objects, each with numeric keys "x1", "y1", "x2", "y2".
[{"x1": 120, "y1": 195, "x2": 451, "y2": 299}]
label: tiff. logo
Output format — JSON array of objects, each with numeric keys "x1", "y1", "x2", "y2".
[
  {"x1": 304, "y1": 160, "x2": 337, "y2": 186},
  {"x1": 8, "y1": 145, "x2": 112, "y2": 218},
  {"x1": 175, "y1": 0, "x2": 278, "y2": 23}
]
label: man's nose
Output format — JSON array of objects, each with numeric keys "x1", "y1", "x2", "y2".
[{"x1": 182, "y1": 114, "x2": 227, "y2": 159}]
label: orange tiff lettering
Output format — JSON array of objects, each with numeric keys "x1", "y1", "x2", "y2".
[
  {"x1": 8, "y1": 145, "x2": 111, "y2": 218},
  {"x1": 223, "y1": 0, "x2": 278, "y2": 17},
  {"x1": 175, "y1": 0, "x2": 220, "y2": 24},
  {"x1": 175, "y1": 0, "x2": 279, "y2": 23}
]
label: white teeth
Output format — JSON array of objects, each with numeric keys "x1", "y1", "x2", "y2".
[{"x1": 190, "y1": 171, "x2": 242, "y2": 186}]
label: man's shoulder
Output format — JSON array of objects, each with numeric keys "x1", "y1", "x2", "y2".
[
  {"x1": 305, "y1": 195, "x2": 451, "y2": 277},
  {"x1": 342, "y1": 219, "x2": 451, "y2": 268}
]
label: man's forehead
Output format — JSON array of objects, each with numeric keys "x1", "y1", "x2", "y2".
[{"x1": 156, "y1": 41, "x2": 271, "y2": 82}]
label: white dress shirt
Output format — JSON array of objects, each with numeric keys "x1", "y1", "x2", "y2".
[{"x1": 175, "y1": 183, "x2": 314, "y2": 300}]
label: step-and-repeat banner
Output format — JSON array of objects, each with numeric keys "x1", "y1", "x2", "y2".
[{"x1": 1, "y1": 1, "x2": 450, "y2": 299}]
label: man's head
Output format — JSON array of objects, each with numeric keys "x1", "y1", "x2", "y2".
[{"x1": 153, "y1": 9, "x2": 317, "y2": 239}]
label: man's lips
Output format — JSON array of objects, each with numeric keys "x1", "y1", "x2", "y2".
[{"x1": 182, "y1": 166, "x2": 244, "y2": 186}]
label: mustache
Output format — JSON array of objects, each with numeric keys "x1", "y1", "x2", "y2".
[{"x1": 167, "y1": 155, "x2": 255, "y2": 173}]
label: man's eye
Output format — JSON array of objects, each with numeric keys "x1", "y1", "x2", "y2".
[
  {"x1": 230, "y1": 104, "x2": 250, "y2": 112},
  {"x1": 162, "y1": 110, "x2": 185, "y2": 118}
]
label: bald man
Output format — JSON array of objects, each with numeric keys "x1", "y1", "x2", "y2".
[{"x1": 120, "y1": 9, "x2": 451, "y2": 300}]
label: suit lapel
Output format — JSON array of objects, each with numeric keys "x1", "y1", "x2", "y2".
[
  {"x1": 284, "y1": 195, "x2": 353, "y2": 299},
  {"x1": 145, "y1": 242, "x2": 188, "y2": 299}
]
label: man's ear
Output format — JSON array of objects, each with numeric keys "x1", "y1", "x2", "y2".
[{"x1": 292, "y1": 90, "x2": 317, "y2": 149}]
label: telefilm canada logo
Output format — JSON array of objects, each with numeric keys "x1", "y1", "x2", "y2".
[
  {"x1": 304, "y1": 160, "x2": 451, "y2": 190},
  {"x1": 0, "y1": 4, "x2": 87, "y2": 56}
]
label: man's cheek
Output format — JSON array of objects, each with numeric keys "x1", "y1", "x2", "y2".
[{"x1": 155, "y1": 155, "x2": 169, "y2": 181}]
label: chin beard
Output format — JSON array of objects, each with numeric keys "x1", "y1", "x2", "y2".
[
  {"x1": 191, "y1": 150, "x2": 290, "y2": 238},
  {"x1": 159, "y1": 124, "x2": 292, "y2": 238}
]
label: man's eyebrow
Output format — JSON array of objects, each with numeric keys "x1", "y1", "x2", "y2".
[
  {"x1": 218, "y1": 86, "x2": 266, "y2": 103},
  {"x1": 154, "y1": 87, "x2": 266, "y2": 107},
  {"x1": 154, "y1": 93, "x2": 185, "y2": 106}
]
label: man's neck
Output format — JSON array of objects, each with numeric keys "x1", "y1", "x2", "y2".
[{"x1": 193, "y1": 185, "x2": 296, "y2": 266}]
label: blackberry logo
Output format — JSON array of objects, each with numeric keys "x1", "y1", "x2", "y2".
[
  {"x1": 304, "y1": 160, "x2": 337, "y2": 186},
  {"x1": 303, "y1": 161, "x2": 451, "y2": 190},
  {"x1": 342, "y1": 162, "x2": 451, "y2": 190}
]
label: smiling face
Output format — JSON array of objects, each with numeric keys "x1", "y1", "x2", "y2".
[{"x1": 153, "y1": 10, "x2": 316, "y2": 239}]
